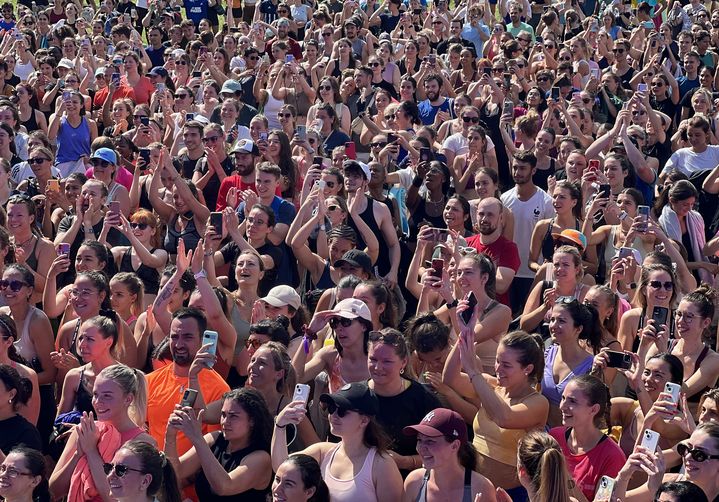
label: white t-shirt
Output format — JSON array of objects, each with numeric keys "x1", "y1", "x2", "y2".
[
  {"x1": 442, "y1": 132, "x2": 496, "y2": 157},
  {"x1": 663, "y1": 145, "x2": 719, "y2": 176},
  {"x1": 501, "y1": 186, "x2": 555, "y2": 278}
]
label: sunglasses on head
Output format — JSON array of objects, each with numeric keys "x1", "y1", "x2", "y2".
[
  {"x1": 648, "y1": 280, "x2": 673, "y2": 290},
  {"x1": 321, "y1": 400, "x2": 354, "y2": 417},
  {"x1": 677, "y1": 442, "x2": 719, "y2": 462},
  {"x1": 103, "y1": 463, "x2": 144, "y2": 478},
  {"x1": 329, "y1": 317, "x2": 354, "y2": 329},
  {"x1": 0, "y1": 279, "x2": 27, "y2": 292},
  {"x1": 130, "y1": 222, "x2": 149, "y2": 230}
]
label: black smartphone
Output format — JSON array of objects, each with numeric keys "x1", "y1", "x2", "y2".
[
  {"x1": 313, "y1": 156, "x2": 324, "y2": 166},
  {"x1": 210, "y1": 212, "x2": 223, "y2": 236},
  {"x1": 599, "y1": 184, "x2": 611, "y2": 199},
  {"x1": 652, "y1": 306, "x2": 669, "y2": 328},
  {"x1": 461, "y1": 292, "x2": 477, "y2": 325},
  {"x1": 605, "y1": 350, "x2": 632, "y2": 370},
  {"x1": 503, "y1": 72, "x2": 512, "y2": 88},
  {"x1": 180, "y1": 388, "x2": 198, "y2": 407},
  {"x1": 551, "y1": 86, "x2": 560, "y2": 100},
  {"x1": 140, "y1": 116, "x2": 150, "y2": 126},
  {"x1": 482, "y1": 66, "x2": 492, "y2": 75},
  {"x1": 430, "y1": 258, "x2": 444, "y2": 279},
  {"x1": 192, "y1": 70, "x2": 202, "y2": 78},
  {"x1": 420, "y1": 147, "x2": 433, "y2": 162},
  {"x1": 138, "y1": 148, "x2": 151, "y2": 165},
  {"x1": 186, "y1": 113, "x2": 195, "y2": 121},
  {"x1": 387, "y1": 133, "x2": 398, "y2": 143}
]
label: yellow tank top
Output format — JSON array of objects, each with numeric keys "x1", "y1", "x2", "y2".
[{"x1": 472, "y1": 399, "x2": 533, "y2": 466}]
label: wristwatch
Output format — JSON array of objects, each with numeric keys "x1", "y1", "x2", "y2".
[{"x1": 446, "y1": 299, "x2": 459, "y2": 309}]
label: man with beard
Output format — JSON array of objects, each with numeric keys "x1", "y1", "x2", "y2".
[
  {"x1": 501, "y1": 151, "x2": 554, "y2": 314},
  {"x1": 417, "y1": 74, "x2": 454, "y2": 126},
  {"x1": 147, "y1": 306, "x2": 230, "y2": 453},
  {"x1": 173, "y1": 121, "x2": 206, "y2": 180},
  {"x1": 465, "y1": 197, "x2": 519, "y2": 307},
  {"x1": 216, "y1": 139, "x2": 270, "y2": 210},
  {"x1": 264, "y1": 18, "x2": 302, "y2": 61}
]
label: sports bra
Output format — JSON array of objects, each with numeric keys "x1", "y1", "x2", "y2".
[
  {"x1": 668, "y1": 339, "x2": 711, "y2": 404},
  {"x1": 69, "y1": 318, "x2": 85, "y2": 365},
  {"x1": 415, "y1": 467, "x2": 473, "y2": 502},
  {"x1": 164, "y1": 213, "x2": 201, "y2": 255},
  {"x1": 321, "y1": 444, "x2": 378, "y2": 502},
  {"x1": 20, "y1": 109, "x2": 39, "y2": 134}
]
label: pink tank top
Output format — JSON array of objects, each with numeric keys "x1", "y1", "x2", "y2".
[{"x1": 320, "y1": 444, "x2": 378, "y2": 502}]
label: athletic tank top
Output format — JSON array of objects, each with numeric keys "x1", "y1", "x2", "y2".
[
  {"x1": 348, "y1": 198, "x2": 391, "y2": 276},
  {"x1": 263, "y1": 94, "x2": 284, "y2": 130},
  {"x1": 56, "y1": 116, "x2": 91, "y2": 164},
  {"x1": 119, "y1": 247, "x2": 161, "y2": 294},
  {"x1": 321, "y1": 444, "x2": 378, "y2": 502},
  {"x1": 14, "y1": 307, "x2": 42, "y2": 371},
  {"x1": 20, "y1": 109, "x2": 39, "y2": 134},
  {"x1": 415, "y1": 467, "x2": 473, "y2": 502},
  {"x1": 74, "y1": 367, "x2": 95, "y2": 414}
]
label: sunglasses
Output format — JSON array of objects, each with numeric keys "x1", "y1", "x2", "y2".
[
  {"x1": 327, "y1": 204, "x2": 340, "y2": 211},
  {"x1": 245, "y1": 339, "x2": 262, "y2": 349},
  {"x1": 176, "y1": 61, "x2": 188, "y2": 65},
  {"x1": 462, "y1": 116, "x2": 480, "y2": 123},
  {"x1": 384, "y1": 114, "x2": 396, "y2": 120},
  {"x1": 278, "y1": 112, "x2": 292, "y2": 118},
  {"x1": 90, "y1": 159, "x2": 110, "y2": 168},
  {"x1": 582, "y1": 98, "x2": 592, "y2": 104},
  {"x1": 27, "y1": 157, "x2": 49, "y2": 165},
  {"x1": 248, "y1": 55, "x2": 260, "y2": 60},
  {"x1": 103, "y1": 463, "x2": 145, "y2": 478},
  {"x1": 537, "y1": 76, "x2": 550, "y2": 82},
  {"x1": 202, "y1": 136, "x2": 221, "y2": 143},
  {"x1": 0, "y1": 279, "x2": 28, "y2": 292},
  {"x1": 319, "y1": 85, "x2": 332, "y2": 91},
  {"x1": 329, "y1": 317, "x2": 354, "y2": 329},
  {"x1": 370, "y1": 62, "x2": 381, "y2": 67},
  {"x1": 324, "y1": 181, "x2": 335, "y2": 188},
  {"x1": 130, "y1": 222, "x2": 149, "y2": 230},
  {"x1": 648, "y1": 280, "x2": 673, "y2": 290},
  {"x1": 371, "y1": 142, "x2": 388, "y2": 148},
  {"x1": 612, "y1": 48, "x2": 625, "y2": 53},
  {"x1": 320, "y1": 400, "x2": 354, "y2": 417},
  {"x1": 175, "y1": 94, "x2": 189, "y2": 99},
  {"x1": 677, "y1": 443, "x2": 719, "y2": 462}
]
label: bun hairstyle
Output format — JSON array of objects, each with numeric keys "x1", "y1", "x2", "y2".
[
  {"x1": 500, "y1": 331, "x2": 544, "y2": 383},
  {"x1": 119, "y1": 441, "x2": 181, "y2": 502},
  {"x1": 0, "y1": 364, "x2": 32, "y2": 411},
  {"x1": 459, "y1": 253, "x2": 497, "y2": 299},
  {"x1": 404, "y1": 312, "x2": 450, "y2": 355},
  {"x1": 518, "y1": 431, "x2": 573, "y2": 502},
  {"x1": 682, "y1": 284, "x2": 718, "y2": 321},
  {"x1": 249, "y1": 317, "x2": 291, "y2": 347},
  {"x1": 555, "y1": 300, "x2": 602, "y2": 354},
  {"x1": 81, "y1": 314, "x2": 119, "y2": 352}
]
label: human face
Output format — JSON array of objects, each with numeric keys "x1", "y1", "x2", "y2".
[
  {"x1": 443, "y1": 198, "x2": 467, "y2": 230},
  {"x1": 474, "y1": 173, "x2": 496, "y2": 199},
  {"x1": 77, "y1": 324, "x2": 113, "y2": 362},
  {"x1": 182, "y1": 126, "x2": 202, "y2": 150},
  {"x1": 368, "y1": 342, "x2": 405, "y2": 386},
  {"x1": 246, "y1": 206, "x2": 273, "y2": 242},
  {"x1": 70, "y1": 276, "x2": 103, "y2": 318},
  {"x1": 681, "y1": 430, "x2": 719, "y2": 482},
  {"x1": 246, "y1": 346, "x2": 282, "y2": 389},
  {"x1": 455, "y1": 257, "x2": 487, "y2": 294},
  {"x1": 616, "y1": 192, "x2": 637, "y2": 217},
  {"x1": 416, "y1": 346, "x2": 448, "y2": 373},
  {"x1": 549, "y1": 304, "x2": 582, "y2": 345},
  {"x1": 699, "y1": 398, "x2": 719, "y2": 424},
  {"x1": 559, "y1": 380, "x2": 599, "y2": 428},
  {"x1": 92, "y1": 375, "x2": 131, "y2": 421},
  {"x1": 0, "y1": 453, "x2": 40, "y2": 500},
  {"x1": 511, "y1": 160, "x2": 534, "y2": 185},
  {"x1": 220, "y1": 399, "x2": 252, "y2": 442},
  {"x1": 552, "y1": 187, "x2": 576, "y2": 215},
  {"x1": 6, "y1": 202, "x2": 33, "y2": 235},
  {"x1": 0, "y1": 108, "x2": 15, "y2": 129},
  {"x1": 552, "y1": 252, "x2": 578, "y2": 283},
  {"x1": 107, "y1": 448, "x2": 151, "y2": 499},
  {"x1": 565, "y1": 153, "x2": 587, "y2": 181},
  {"x1": 272, "y1": 461, "x2": 316, "y2": 502},
  {"x1": 0, "y1": 269, "x2": 31, "y2": 306},
  {"x1": 674, "y1": 299, "x2": 710, "y2": 339},
  {"x1": 235, "y1": 253, "x2": 263, "y2": 287},
  {"x1": 644, "y1": 270, "x2": 673, "y2": 308},
  {"x1": 641, "y1": 357, "x2": 673, "y2": 399},
  {"x1": 461, "y1": 110, "x2": 480, "y2": 134},
  {"x1": 476, "y1": 200, "x2": 500, "y2": 235},
  {"x1": 671, "y1": 196, "x2": 696, "y2": 218},
  {"x1": 75, "y1": 245, "x2": 103, "y2": 272},
  {"x1": 110, "y1": 280, "x2": 136, "y2": 315},
  {"x1": 423, "y1": 80, "x2": 440, "y2": 101},
  {"x1": 495, "y1": 344, "x2": 531, "y2": 388},
  {"x1": 353, "y1": 284, "x2": 384, "y2": 322},
  {"x1": 328, "y1": 236, "x2": 353, "y2": 265},
  {"x1": 169, "y1": 317, "x2": 202, "y2": 366},
  {"x1": 416, "y1": 432, "x2": 457, "y2": 469},
  {"x1": 343, "y1": 169, "x2": 365, "y2": 193}
]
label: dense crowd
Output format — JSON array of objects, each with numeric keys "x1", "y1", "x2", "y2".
[{"x1": 0, "y1": 0, "x2": 718, "y2": 500}]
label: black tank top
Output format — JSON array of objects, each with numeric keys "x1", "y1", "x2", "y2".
[
  {"x1": 119, "y1": 247, "x2": 161, "y2": 294},
  {"x1": 20, "y1": 110, "x2": 39, "y2": 133},
  {"x1": 194, "y1": 434, "x2": 270, "y2": 502},
  {"x1": 74, "y1": 367, "x2": 95, "y2": 414},
  {"x1": 348, "y1": 197, "x2": 392, "y2": 276}
]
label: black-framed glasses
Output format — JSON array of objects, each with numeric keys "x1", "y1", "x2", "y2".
[
  {"x1": 319, "y1": 85, "x2": 332, "y2": 91},
  {"x1": 103, "y1": 463, "x2": 145, "y2": 477},
  {"x1": 320, "y1": 400, "x2": 354, "y2": 417},
  {"x1": 202, "y1": 136, "x2": 221, "y2": 143},
  {"x1": 0, "y1": 464, "x2": 33, "y2": 478},
  {"x1": 462, "y1": 116, "x2": 480, "y2": 123},
  {"x1": 130, "y1": 222, "x2": 149, "y2": 230},
  {"x1": 327, "y1": 204, "x2": 340, "y2": 211},
  {"x1": 329, "y1": 317, "x2": 354, "y2": 329},
  {"x1": 324, "y1": 181, "x2": 335, "y2": 188},
  {"x1": 537, "y1": 76, "x2": 550, "y2": 82},
  {"x1": 612, "y1": 48, "x2": 625, "y2": 53},
  {"x1": 245, "y1": 339, "x2": 262, "y2": 349},
  {"x1": 278, "y1": 112, "x2": 293, "y2": 118},
  {"x1": 370, "y1": 62, "x2": 381, "y2": 67},
  {"x1": 648, "y1": 280, "x2": 673, "y2": 290},
  {"x1": 371, "y1": 142, "x2": 388, "y2": 148},
  {"x1": 27, "y1": 157, "x2": 49, "y2": 165},
  {"x1": 677, "y1": 443, "x2": 719, "y2": 462},
  {"x1": 90, "y1": 159, "x2": 110, "y2": 168},
  {"x1": 0, "y1": 280, "x2": 28, "y2": 292}
]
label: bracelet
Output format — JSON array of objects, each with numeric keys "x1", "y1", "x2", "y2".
[
  {"x1": 446, "y1": 299, "x2": 459, "y2": 309},
  {"x1": 84, "y1": 227, "x2": 95, "y2": 234},
  {"x1": 274, "y1": 418, "x2": 287, "y2": 429},
  {"x1": 468, "y1": 372, "x2": 479, "y2": 382},
  {"x1": 203, "y1": 251, "x2": 214, "y2": 257}
]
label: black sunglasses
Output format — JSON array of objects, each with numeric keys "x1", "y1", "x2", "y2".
[
  {"x1": 27, "y1": 157, "x2": 49, "y2": 165},
  {"x1": 103, "y1": 463, "x2": 145, "y2": 477},
  {"x1": 321, "y1": 400, "x2": 353, "y2": 417},
  {"x1": 0, "y1": 280, "x2": 28, "y2": 292},
  {"x1": 329, "y1": 317, "x2": 353, "y2": 329},
  {"x1": 677, "y1": 442, "x2": 719, "y2": 462},
  {"x1": 648, "y1": 280, "x2": 673, "y2": 290},
  {"x1": 245, "y1": 339, "x2": 262, "y2": 349},
  {"x1": 371, "y1": 142, "x2": 388, "y2": 148},
  {"x1": 130, "y1": 222, "x2": 149, "y2": 230},
  {"x1": 462, "y1": 116, "x2": 480, "y2": 123},
  {"x1": 90, "y1": 159, "x2": 110, "y2": 168}
]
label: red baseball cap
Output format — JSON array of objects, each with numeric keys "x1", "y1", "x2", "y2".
[{"x1": 403, "y1": 408, "x2": 467, "y2": 443}]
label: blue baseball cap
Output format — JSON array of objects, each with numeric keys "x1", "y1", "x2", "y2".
[{"x1": 90, "y1": 147, "x2": 117, "y2": 165}]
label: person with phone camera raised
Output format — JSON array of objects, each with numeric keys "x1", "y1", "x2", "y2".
[{"x1": 166, "y1": 388, "x2": 274, "y2": 502}]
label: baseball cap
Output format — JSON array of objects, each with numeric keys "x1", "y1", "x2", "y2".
[
  {"x1": 148, "y1": 66, "x2": 169, "y2": 78},
  {"x1": 221, "y1": 79, "x2": 243, "y2": 95},
  {"x1": 343, "y1": 160, "x2": 372, "y2": 181},
  {"x1": 261, "y1": 285, "x2": 301, "y2": 310},
  {"x1": 231, "y1": 139, "x2": 260, "y2": 156},
  {"x1": 329, "y1": 298, "x2": 371, "y2": 322},
  {"x1": 319, "y1": 382, "x2": 379, "y2": 416},
  {"x1": 89, "y1": 148, "x2": 117, "y2": 165},
  {"x1": 58, "y1": 58, "x2": 74, "y2": 69},
  {"x1": 403, "y1": 408, "x2": 468, "y2": 443},
  {"x1": 333, "y1": 249, "x2": 373, "y2": 276},
  {"x1": 552, "y1": 229, "x2": 587, "y2": 252}
]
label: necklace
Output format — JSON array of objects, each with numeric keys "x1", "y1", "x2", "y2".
[
  {"x1": 14, "y1": 234, "x2": 34, "y2": 249},
  {"x1": 426, "y1": 193, "x2": 445, "y2": 206}
]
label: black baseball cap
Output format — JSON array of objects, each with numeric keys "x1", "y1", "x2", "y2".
[
  {"x1": 333, "y1": 249, "x2": 373, "y2": 276},
  {"x1": 319, "y1": 382, "x2": 379, "y2": 416}
]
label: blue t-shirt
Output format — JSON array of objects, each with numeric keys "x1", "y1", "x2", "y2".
[
  {"x1": 260, "y1": 0, "x2": 279, "y2": 24},
  {"x1": 418, "y1": 98, "x2": 453, "y2": 125},
  {"x1": 145, "y1": 44, "x2": 167, "y2": 69},
  {"x1": 184, "y1": 0, "x2": 208, "y2": 26},
  {"x1": 677, "y1": 75, "x2": 700, "y2": 98},
  {"x1": 323, "y1": 129, "x2": 351, "y2": 155},
  {"x1": 380, "y1": 12, "x2": 401, "y2": 33}
]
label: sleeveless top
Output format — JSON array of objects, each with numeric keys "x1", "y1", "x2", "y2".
[
  {"x1": 473, "y1": 391, "x2": 537, "y2": 466},
  {"x1": 264, "y1": 94, "x2": 284, "y2": 130},
  {"x1": 328, "y1": 354, "x2": 348, "y2": 394},
  {"x1": 314, "y1": 261, "x2": 335, "y2": 290},
  {"x1": 668, "y1": 339, "x2": 711, "y2": 404},
  {"x1": 415, "y1": 467, "x2": 473, "y2": 502},
  {"x1": 603, "y1": 226, "x2": 653, "y2": 266},
  {"x1": 106, "y1": 182, "x2": 122, "y2": 204},
  {"x1": 69, "y1": 318, "x2": 85, "y2": 365},
  {"x1": 14, "y1": 306, "x2": 43, "y2": 372},
  {"x1": 21, "y1": 237, "x2": 40, "y2": 273},
  {"x1": 164, "y1": 214, "x2": 201, "y2": 255},
  {"x1": 20, "y1": 109, "x2": 39, "y2": 134},
  {"x1": 348, "y1": 198, "x2": 391, "y2": 276},
  {"x1": 74, "y1": 367, "x2": 95, "y2": 414},
  {"x1": 119, "y1": 247, "x2": 161, "y2": 294},
  {"x1": 321, "y1": 444, "x2": 378, "y2": 502},
  {"x1": 541, "y1": 345, "x2": 594, "y2": 407},
  {"x1": 56, "y1": 116, "x2": 91, "y2": 164},
  {"x1": 633, "y1": 309, "x2": 676, "y2": 353},
  {"x1": 194, "y1": 433, "x2": 270, "y2": 502}
]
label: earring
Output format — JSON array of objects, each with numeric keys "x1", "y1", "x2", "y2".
[
  {"x1": 400, "y1": 368, "x2": 405, "y2": 374},
  {"x1": 7, "y1": 399, "x2": 11, "y2": 404}
]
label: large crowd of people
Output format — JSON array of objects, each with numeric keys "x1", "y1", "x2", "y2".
[{"x1": 0, "y1": 0, "x2": 718, "y2": 500}]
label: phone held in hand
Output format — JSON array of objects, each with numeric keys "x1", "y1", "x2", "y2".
[
  {"x1": 640, "y1": 429, "x2": 660, "y2": 452},
  {"x1": 292, "y1": 384, "x2": 311, "y2": 407},
  {"x1": 605, "y1": 350, "x2": 632, "y2": 370},
  {"x1": 202, "y1": 330, "x2": 219, "y2": 368},
  {"x1": 210, "y1": 212, "x2": 223, "y2": 236},
  {"x1": 180, "y1": 388, "x2": 198, "y2": 407},
  {"x1": 636, "y1": 205, "x2": 650, "y2": 232},
  {"x1": 461, "y1": 292, "x2": 477, "y2": 325}
]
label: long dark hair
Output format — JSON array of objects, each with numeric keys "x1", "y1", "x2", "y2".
[
  {"x1": 221, "y1": 388, "x2": 274, "y2": 452},
  {"x1": 0, "y1": 313, "x2": 25, "y2": 365},
  {"x1": 7, "y1": 446, "x2": 50, "y2": 502},
  {"x1": 282, "y1": 454, "x2": 330, "y2": 502},
  {"x1": 0, "y1": 364, "x2": 32, "y2": 411},
  {"x1": 119, "y1": 440, "x2": 182, "y2": 502}
]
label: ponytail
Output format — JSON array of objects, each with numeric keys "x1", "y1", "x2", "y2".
[{"x1": 536, "y1": 445, "x2": 572, "y2": 502}]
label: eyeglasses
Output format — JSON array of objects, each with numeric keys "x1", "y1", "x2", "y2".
[
  {"x1": 648, "y1": 280, "x2": 673, "y2": 290},
  {"x1": 384, "y1": 114, "x2": 396, "y2": 120},
  {"x1": 27, "y1": 157, "x2": 49, "y2": 165},
  {"x1": 70, "y1": 288, "x2": 97, "y2": 298},
  {"x1": 130, "y1": 222, "x2": 149, "y2": 230},
  {"x1": 0, "y1": 280, "x2": 28, "y2": 292},
  {"x1": 248, "y1": 55, "x2": 259, "y2": 60},
  {"x1": 202, "y1": 136, "x2": 221, "y2": 143},
  {"x1": 0, "y1": 465, "x2": 33, "y2": 478},
  {"x1": 537, "y1": 76, "x2": 549, "y2": 82},
  {"x1": 103, "y1": 463, "x2": 145, "y2": 477},
  {"x1": 329, "y1": 317, "x2": 354, "y2": 329},
  {"x1": 370, "y1": 62, "x2": 381, "y2": 67},
  {"x1": 175, "y1": 94, "x2": 189, "y2": 99},
  {"x1": 320, "y1": 400, "x2": 354, "y2": 417},
  {"x1": 322, "y1": 32, "x2": 333, "y2": 37},
  {"x1": 245, "y1": 339, "x2": 263, "y2": 349},
  {"x1": 612, "y1": 48, "x2": 625, "y2": 53},
  {"x1": 278, "y1": 112, "x2": 292, "y2": 118},
  {"x1": 90, "y1": 159, "x2": 110, "y2": 168},
  {"x1": 368, "y1": 331, "x2": 402, "y2": 345},
  {"x1": 371, "y1": 142, "x2": 388, "y2": 148},
  {"x1": 176, "y1": 61, "x2": 188, "y2": 65},
  {"x1": 462, "y1": 116, "x2": 480, "y2": 123},
  {"x1": 651, "y1": 82, "x2": 664, "y2": 87},
  {"x1": 319, "y1": 85, "x2": 332, "y2": 91},
  {"x1": 677, "y1": 443, "x2": 719, "y2": 462}
]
